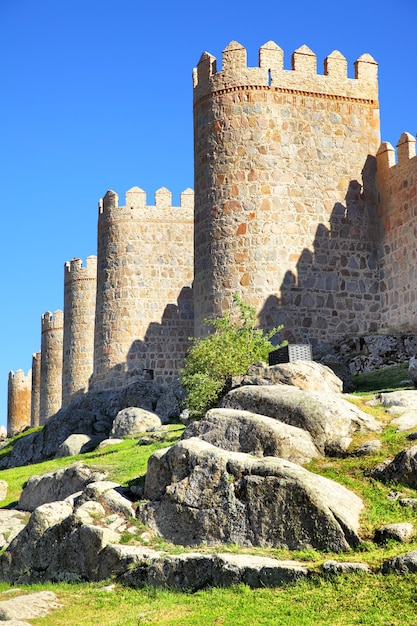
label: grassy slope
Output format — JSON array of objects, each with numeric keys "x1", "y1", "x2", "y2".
[{"x1": 2, "y1": 363, "x2": 417, "y2": 624}]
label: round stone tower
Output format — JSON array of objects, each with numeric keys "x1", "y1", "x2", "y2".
[
  {"x1": 92, "y1": 186, "x2": 194, "y2": 391},
  {"x1": 193, "y1": 41, "x2": 380, "y2": 341},
  {"x1": 62, "y1": 256, "x2": 97, "y2": 406},
  {"x1": 40, "y1": 310, "x2": 63, "y2": 424},
  {"x1": 7, "y1": 369, "x2": 32, "y2": 437},
  {"x1": 30, "y1": 351, "x2": 41, "y2": 427}
]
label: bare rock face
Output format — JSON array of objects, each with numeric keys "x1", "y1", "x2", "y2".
[
  {"x1": 55, "y1": 434, "x2": 98, "y2": 458},
  {"x1": 374, "y1": 523, "x2": 414, "y2": 545},
  {"x1": 18, "y1": 463, "x2": 108, "y2": 512},
  {"x1": 182, "y1": 408, "x2": 321, "y2": 464},
  {"x1": 408, "y1": 357, "x2": 417, "y2": 387},
  {"x1": 371, "y1": 445, "x2": 417, "y2": 488},
  {"x1": 220, "y1": 385, "x2": 380, "y2": 456},
  {"x1": 242, "y1": 361, "x2": 344, "y2": 394},
  {"x1": 120, "y1": 552, "x2": 308, "y2": 591},
  {"x1": 381, "y1": 550, "x2": 417, "y2": 574},
  {"x1": 138, "y1": 438, "x2": 363, "y2": 552},
  {"x1": 110, "y1": 407, "x2": 162, "y2": 438}
]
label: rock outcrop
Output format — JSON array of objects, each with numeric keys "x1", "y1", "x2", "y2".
[
  {"x1": 182, "y1": 407, "x2": 321, "y2": 464},
  {"x1": 138, "y1": 437, "x2": 363, "y2": 552},
  {"x1": 220, "y1": 384, "x2": 380, "y2": 456},
  {"x1": 371, "y1": 445, "x2": 417, "y2": 488}
]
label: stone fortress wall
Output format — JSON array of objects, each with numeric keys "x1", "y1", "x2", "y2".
[
  {"x1": 6, "y1": 39, "x2": 416, "y2": 436},
  {"x1": 7, "y1": 369, "x2": 31, "y2": 437},
  {"x1": 62, "y1": 255, "x2": 97, "y2": 406},
  {"x1": 193, "y1": 41, "x2": 381, "y2": 340}
]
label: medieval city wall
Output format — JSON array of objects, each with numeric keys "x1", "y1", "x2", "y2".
[
  {"x1": 30, "y1": 351, "x2": 41, "y2": 428},
  {"x1": 377, "y1": 132, "x2": 417, "y2": 332},
  {"x1": 39, "y1": 310, "x2": 63, "y2": 425},
  {"x1": 7, "y1": 369, "x2": 31, "y2": 437},
  {"x1": 193, "y1": 41, "x2": 381, "y2": 343},
  {"x1": 92, "y1": 187, "x2": 194, "y2": 391},
  {"x1": 62, "y1": 256, "x2": 97, "y2": 405}
]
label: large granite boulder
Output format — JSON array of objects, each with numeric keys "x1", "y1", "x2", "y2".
[
  {"x1": 18, "y1": 463, "x2": 107, "y2": 512},
  {"x1": 371, "y1": 445, "x2": 417, "y2": 488},
  {"x1": 138, "y1": 438, "x2": 363, "y2": 552},
  {"x1": 237, "y1": 361, "x2": 344, "y2": 394},
  {"x1": 220, "y1": 385, "x2": 380, "y2": 456},
  {"x1": 110, "y1": 407, "x2": 161, "y2": 438},
  {"x1": 182, "y1": 408, "x2": 321, "y2": 464}
]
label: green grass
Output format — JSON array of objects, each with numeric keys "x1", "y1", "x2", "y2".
[
  {"x1": 2, "y1": 363, "x2": 417, "y2": 624},
  {"x1": 352, "y1": 362, "x2": 412, "y2": 393},
  {"x1": 6, "y1": 576, "x2": 417, "y2": 625}
]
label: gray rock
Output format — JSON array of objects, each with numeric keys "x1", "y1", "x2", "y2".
[
  {"x1": 353, "y1": 440, "x2": 382, "y2": 456},
  {"x1": 18, "y1": 463, "x2": 107, "y2": 512},
  {"x1": 321, "y1": 560, "x2": 370, "y2": 574},
  {"x1": 220, "y1": 385, "x2": 381, "y2": 456},
  {"x1": 408, "y1": 357, "x2": 417, "y2": 387},
  {"x1": 375, "y1": 390, "x2": 417, "y2": 412},
  {"x1": 0, "y1": 511, "x2": 28, "y2": 549},
  {"x1": 374, "y1": 523, "x2": 414, "y2": 545},
  {"x1": 182, "y1": 407, "x2": 321, "y2": 464},
  {"x1": 371, "y1": 445, "x2": 417, "y2": 488},
  {"x1": 120, "y1": 552, "x2": 308, "y2": 590},
  {"x1": 233, "y1": 360, "x2": 343, "y2": 394},
  {"x1": 110, "y1": 407, "x2": 162, "y2": 438},
  {"x1": 399, "y1": 498, "x2": 417, "y2": 510},
  {"x1": 76, "y1": 480, "x2": 135, "y2": 517},
  {"x1": 98, "y1": 438, "x2": 124, "y2": 449},
  {"x1": 98, "y1": 544, "x2": 160, "y2": 580},
  {"x1": 0, "y1": 480, "x2": 7, "y2": 501},
  {"x1": 381, "y1": 550, "x2": 417, "y2": 574},
  {"x1": 390, "y1": 411, "x2": 417, "y2": 433},
  {"x1": 55, "y1": 434, "x2": 97, "y2": 458},
  {"x1": 0, "y1": 590, "x2": 62, "y2": 621},
  {"x1": 139, "y1": 438, "x2": 363, "y2": 552}
]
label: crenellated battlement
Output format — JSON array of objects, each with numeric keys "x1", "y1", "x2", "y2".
[
  {"x1": 376, "y1": 132, "x2": 417, "y2": 171},
  {"x1": 64, "y1": 256, "x2": 97, "y2": 281},
  {"x1": 193, "y1": 40, "x2": 378, "y2": 103},
  {"x1": 8, "y1": 369, "x2": 31, "y2": 383},
  {"x1": 41, "y1": 310, "x2": 64, "y2": 332},
  {"x1": 98, "y1": 187, "x2": 194, "y2": 223}
]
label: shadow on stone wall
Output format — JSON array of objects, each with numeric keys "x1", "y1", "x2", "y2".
[{"x1": 259, "y1": 156, "x2": 381, "y2": 346}]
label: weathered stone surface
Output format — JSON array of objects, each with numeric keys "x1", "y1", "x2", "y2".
[
  {"x1": 18, "y1": 463, "x2": 107, "y2": 512},
  {"x1": 399, "y1": 498, "x2": 417, "y2": 510},
  {"x1": 182, "y1": 407, "x2": 321, "y2": 464},
  {"x1": 321, "y1": 560, "x2": 370, "y2": 574},
  {"x1": 0, "y1": 511, "x2": 28, "y2": 549},
  {"x1": 110, "y1": 407, "x2": 162, "y2": 438},
  {"x1": 371, "y1": 445, "x2": 417, "y2": 488},
  {"x1": 55, "y1": 434, "x2": 97, "y2": 458},
  {"x1": 390, "y1": 412, "x2": 417, "y2": 433},
  {"x1": 120, "y1": 552, "x2": 308, "y2": 590},
  {"x1": 374, "y1": 523, "x2": 414, "y2": 545},
  {"x1": 0, "y1": 590, "x2": 62, "y2": 621},
  {"x1": 98, "y1": 438, "x2": 124, "y2": 449},
  {"x1": 408, "y1": 357, "x2": 417, "y2": 387},
  {"x1": 353, "y1": 439, "x2": 382, "y2": 456},
  {"x1": 0, "y1": 480, "x2": 7, "y2": 501},
  {"x1": 154, "y1": 382, "x2": 185, "y2": 424},
  {"x1": 247, "y1": 361, "x2": 343, "y2": 394},
  {"x1": 220, "y1": 385, "x2": 380, "y2": 455},
  {"x1": 139, "y1": 438, "x2": 363, "y2": 552},
  {"x1": 373, "y1": 390, "x2": 417, "y2": 412},
  {"x1": 381, "y1": 550, "x2": 417, "y2": 574},
  {"x1": 98, "y1": 544, "x2": 160, "y2": 580},
  {"x1": 76, "y1": 481, "x2": 135, "y2": 518}
]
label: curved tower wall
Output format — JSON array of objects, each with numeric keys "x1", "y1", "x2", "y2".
[
  {"x1": 40, "y1": 310, "x2": 63, "y2": 424},
  {"x1": 193, "y1": 41, "x2": 381, "y2": 342},
  {"x1": 7, "y1": 369, "x2": 32, "y2": 437},
  {"x1": 30, "y1": 351, "x2": 41, "y2": 427},
  {"x1": 62, "y1": 256, "x2": 97, "y2": 405},
  {"x1": 92, "y1": 186, "x2": 194, "y2": 391}
]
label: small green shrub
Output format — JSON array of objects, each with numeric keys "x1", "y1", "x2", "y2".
[{"x1": 180, "y1": 294, "x2": 285, "y2": 418}]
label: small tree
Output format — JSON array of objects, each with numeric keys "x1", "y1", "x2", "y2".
[{"x1": 180, "y1": 294, "x2": 285, "y2": 419}]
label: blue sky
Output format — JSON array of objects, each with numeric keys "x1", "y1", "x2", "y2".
[{"x1": 0, "y1": 0, "x2": 415, "y2": 427}]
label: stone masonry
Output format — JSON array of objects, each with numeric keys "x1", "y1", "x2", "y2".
[
  {"x1": 7, "y1": 369, "x2": 31, "y2": 437},
  {"x1": 39, "y1": 311, "x2": 63, "y2": 425},
  {"x1": 6, "y1": 40, "x2": 417, "y2": 435},
  {"x1": 62, "y1": 256, "x2": 97, "y2": 406}
]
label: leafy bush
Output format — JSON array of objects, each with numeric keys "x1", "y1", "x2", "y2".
[{"x1": 180, "y1": 294, "x2": 285, "y2": 418}]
